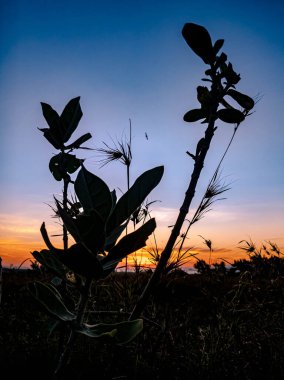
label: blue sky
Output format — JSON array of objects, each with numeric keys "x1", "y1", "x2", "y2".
[{"x1": 0, "y1": 0, "x2": 283, "y2": 266}]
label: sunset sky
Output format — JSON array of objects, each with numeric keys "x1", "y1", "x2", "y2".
[{"x1": 0, "y1": 0, "x2": 283, "y2": 268}]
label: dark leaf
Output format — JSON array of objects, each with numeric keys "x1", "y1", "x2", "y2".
[
  {"x1": 104, "y1": 218, "x2": 156, "y2": 264},
  {"x1": 65, "y1": 133, "x2": 92, "y2": 150},
  {"x1": 75, "y1": 166, "x2": 112, "y2": 221},
  {"x1": 41, "y1": 103, "x2": 61, "y2": 133},
  {"x1": 49, "y1": 155, "x2": 64, "y2": 181},
  {"x1": 182, "y1": 23, "x2": 215, "y2": 64},
  {"x1": 49, "y1": 153, "x2": 82, "y2": 181},
  {"x1": 183, "y1": 109, "x2": 206, "y2": 123},
  {"x1": 54, "y1": 243, "x2": 103, "y2": 279},
  {"x1": 64, "y1": 154, "x2": 82, "y2": 174},
  {"x1": 215, "y1": 52, "x2": 227, "y2": 68},
  {"x1": 28, "y1": 281, "x2": 76, "y2": 322},
  {"x1": 224, "y1": 62, "x2": 241, "y2": 85},
  {"x1": 38, "y1": 128, "x2": 62, "y2": 150},
  {"x1": 217, "y1": 108, "x2": 245, "y2": 124},
  {"x1": 110, "y1": 189, "x2": 117, "y2": 212},
  {"x1": 105, "y1": 221, "x2": 128, "y2": 252},
  {"x1": 227, "y1": 89, "x2": 254, "y2": 110},
  {"x1": 60, "y1": 97, "x2": 83, "y2": 143},
  {"x1": 40, "y1": 222, "x2": 103, "y2": 278},
  {"x1": 59, "y1": 243, "x2": 103, "y2": 278},
  {"x1": 106, "y1": 166, "x2": 163, "y2": 234},
  {"x1": 213, "y1": 39, "x2": 224, "y2": 54},
  {"x1": 40, "y1": 102, "x2": 63, "y2": 148},
  {"x1": 74, "y1": 211, "x2": 106, "y2": 253}
]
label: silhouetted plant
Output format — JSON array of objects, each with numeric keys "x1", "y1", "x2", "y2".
[
  {"x1": 230, "y1": 239, "x2": 284, "y2": 277},
  {"x1": 130, "y1": 22, "x2": 254, "y2": 320},
  {"x1": 38, "y1": 97, "x2": 92, "y2": 250},
  {"x1": 30, "y1": 98, "x2": 164, "y2": 376}
]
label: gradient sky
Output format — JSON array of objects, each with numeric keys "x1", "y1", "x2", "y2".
[{"x1": 0, "y1": 0, "x2": 283, "y2": 268}]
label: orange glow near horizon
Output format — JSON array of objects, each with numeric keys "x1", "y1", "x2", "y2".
[
  {"x1": 1, "y1": 209, "x2": 283, "y2": 269},
  {"x1": 1, "y1": 237, "x2": 282, "y2": 270}
]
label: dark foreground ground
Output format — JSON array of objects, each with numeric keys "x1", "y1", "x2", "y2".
[{"x1": 1, "y1": 260, "x2": 284, "y2": 380}]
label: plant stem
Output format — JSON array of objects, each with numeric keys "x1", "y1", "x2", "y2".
[
  {"x1": 62, "y1": 177, "x2": 69, "y2": 250},
  {"x1": 125, "y1": 120, "x2": 132, "y2": 274},
  {"x1": 54, "y1": 277, "x2": 92, "y2": 377},
  {"x1": 129, "y1": 117, "x2": 217, "y2": 320}
]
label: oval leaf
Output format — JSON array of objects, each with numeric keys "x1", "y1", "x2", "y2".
[
  {"x1": 75, "y1": 166, "x2": 112, "y2": 221},
  {"x1": 217, "y1": 108, "x2": 245, "y2": 124},
  {"x1": 106, "y1": 166, "x2": 163, "y2": 234},
  {"x1": 227, "y1": 89, "x2": 254, "y2": 110},
  {"x1": 183, "y1": 109, "x2": 206, "y2": 123},
  {"x1": 182, "y1": 23, "x2": 215, "y2": 64}
]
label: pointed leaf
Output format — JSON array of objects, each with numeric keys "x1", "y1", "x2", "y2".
[
  {"x1": 227, "y1": 89, "x2": 254, "y2": 111},
  {"x1": 28, "y1": 281, "x2": 76, "y2": 322},
  {"x1": 104, "y1": 218, "x2": 156, "y2": 264},
  {"x1": 217, "y1": 108, "x2": 245, "y2": 124},
  {"x1": 60, "y1": 97, "x2": 83, "y2": 142},
  {"x1": 38, "y1": 128, "x2": 62, "y2": 149},
  {"x1": 182, "y1": 23, "x2": 215, "y2": 64},
  {"x1": 76, "y1": 319, "x2": 143, "y2": 344},
  {"x1": 41, "y1": 102, "x2": 61, "y2": 133},
  {"x1": 40, "y1": 102, "x2": 63, "y2": 148},
  {"x1": 183, "y1": 109, "x2": 206, "y2": 123},
  {"x1": 106, "y1": 166, "x2": 163, "y2": 234},
  {"x1": 213, "y1": 39, "x2": 224, "y2": 55},
  {"x1": 105, "y1": 221, "x2": 128, "y2": 252},
  {"x1": 65, "y1": 133, "x2": 92, "y2": 150},
  {"x1": 75, "y1": 166, "x2": 112, "y2": 221}
]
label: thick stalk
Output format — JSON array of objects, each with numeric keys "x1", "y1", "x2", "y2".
[
  {"x1": 54, "y1": 277, "x2": 92, "y2": 377},
  {"x1": 62, "y1": 177, "x2": 69, "y2": 250},
  {"x1": 129, "y1": 117, "x2": 217, "y2": 320},
  {"x1": 125, "y1": 163, "x2": 130, "y2": 274}
]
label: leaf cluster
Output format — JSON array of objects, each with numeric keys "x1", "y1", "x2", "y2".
[
  {"x1": 39, "y1": 97, "x2": 92, "y2": 181},
  {"x1": 182, "y1": 23, "x2": 254, "y2": 126}
]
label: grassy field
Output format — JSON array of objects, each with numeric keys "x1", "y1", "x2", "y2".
[{"x1": 1, "y1": 256, "x2": 284, "y2": 380}]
